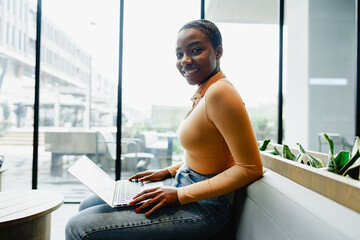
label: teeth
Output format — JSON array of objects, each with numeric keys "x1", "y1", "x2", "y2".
[{"x1": 183, "y1": 69, "x2": 198, "y2": 74}]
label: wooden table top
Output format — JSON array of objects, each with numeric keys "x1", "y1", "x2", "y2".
[{"x1": 0, "y1": 190, "x2": 63, "y2": 226}]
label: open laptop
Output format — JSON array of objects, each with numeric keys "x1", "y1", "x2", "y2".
[{"x1": 68, "y1": 155, "x2": 163, "y2": 207}]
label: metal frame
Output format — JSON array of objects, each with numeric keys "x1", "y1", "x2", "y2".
[
  {"x1": 356, "y1": 0, "x2": 360, "y2": 137},
  {"x1": 32, "y1": 0, "x2": 42, "y2": 189},
  {"x1": 277, "y1": 0, "x2": 284, "y2": 144},
  {"x1": 116, "y1": 0, "x2": 125, "y2": 181}
]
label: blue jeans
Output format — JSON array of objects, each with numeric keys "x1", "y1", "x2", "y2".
[{"x1": 65, "y1": 164, "x2": 232, "y2": 240}]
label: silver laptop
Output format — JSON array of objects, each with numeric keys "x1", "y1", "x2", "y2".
[{"x1": 68, "y1": 155, "x2": 163, "y2": 207}]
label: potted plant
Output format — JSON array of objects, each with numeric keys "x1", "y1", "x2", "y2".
[{"x1": 258, "y1": 134, "x2": 360, "y2": 213}]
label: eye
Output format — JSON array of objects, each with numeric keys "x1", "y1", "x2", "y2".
[
  {"x1": 176, "y1": 52, "x2": 183, "y2": 59},
  {"x1": 192, "y1": 48, "x2": 202, "y2": 54}
]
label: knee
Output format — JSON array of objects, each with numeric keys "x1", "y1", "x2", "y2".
[
  {"x1": 79, "y1": 194, "x2": 105, "y2": 211},
  {"x1": 65, "y1": 216, "x2": 79, "y2": 240}
]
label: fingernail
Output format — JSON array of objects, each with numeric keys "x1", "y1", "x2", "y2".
[
  {"x1": 132, "y1": 196, "x2": 136, "y2": 200},
  {"x1": 145, "y1": 213, "x2": 149, "y2": 217},
  {"x1": 135, "y1": 208, "x2": 139, "y2": 212},
  {"x1": 129, "y1": 201, "x2": 134, "y2": 205},
  {"x1": 140, "y1": 178, "x2": 144, "y2": 182}
]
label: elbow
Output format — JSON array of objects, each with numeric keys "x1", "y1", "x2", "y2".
[
  {"x1": 249, "y1": 163, "x2": 263, "y2": 183},
  {"x1": 236, "y1": 159, "x2": 263, "y2": 185},
  {"x1": 252, "y1": 153, "x2": 264, "y2": 180},
  {"x1": 254, "y1": 164, "x2": 263, "y2": 180},
  {"x1": 255, "y1": 158, "x2": 264, "y2": 178}
]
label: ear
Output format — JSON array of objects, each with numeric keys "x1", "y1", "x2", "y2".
[{"x1": 215, "y1": 45, "x2": 223, "y2": 60}]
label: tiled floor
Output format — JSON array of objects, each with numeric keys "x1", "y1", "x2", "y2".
[{"x1": 51, "y1": 203, "x2": 80, "y2": 240}]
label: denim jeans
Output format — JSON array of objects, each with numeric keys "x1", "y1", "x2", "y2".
[{"x1": 65, "y1": 164, "x2": 232, "y2": 240}]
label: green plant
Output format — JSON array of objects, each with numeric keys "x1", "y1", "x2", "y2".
[
  {"x1": 323, "y1": 133, "x2": 360, "y2": 180},
  {"x1": 259, "y1": 140, "x2": 324, "y2": 169},
  {"x1": 297, "y1": 143, "x2": 324, "y2": 168},
  {"x1": 259, "y1": 135, "x2": 360, "y2": 180},
  {"x1": 258, "y1": 139, "x2": 271, "y2": 151}
]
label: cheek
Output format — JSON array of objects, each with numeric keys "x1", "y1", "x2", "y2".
[
  {"x1": 208, "y1": 55, "x2": 218, "y2": 70},
  {"x1": 176, "y1": 61, "x2": 181, "y2": 71}
]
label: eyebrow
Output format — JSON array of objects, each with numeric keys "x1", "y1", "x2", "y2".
[{"x1": 176, "y1": 41, "x2": 203, "y2": 51}]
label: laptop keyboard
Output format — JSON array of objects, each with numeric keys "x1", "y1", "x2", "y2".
[{"x1": 114, "y1": 180, "x2": 143, "y2": 204}]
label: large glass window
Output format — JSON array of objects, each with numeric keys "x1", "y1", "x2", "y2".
[
  {"x1": 283, "y1": 0, "x2": 357, "y2": 152},
  {"x1": 0, "y1": 0, "x2": 35, "y2": 191},
  {"x1": 121, "y1": 0, "x2": 200, "y2": 178},
  {"x1": 2, "y1": 0, "x2": 357, "y2": 201},
  {"x1": 205, "y1": 0, "x2": 279, "y2": 143},
  {"x1": 37, "y1": 0, "x2": 120, "y2": 201}
]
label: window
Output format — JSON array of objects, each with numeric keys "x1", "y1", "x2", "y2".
[
  {"x1": 6, "y1": 23, "x2": 10, "y2": 45},
  {"x1": 0, "y1": 0, "x2": 34, "y2": 191},
  {"x1": 0, "y1": 18, "x2": 2, "y2": 44},
  {"x1": 11, "y1": 25, "x2": 15, "y2": 47},
  {"x1": 18, "y1": 29, "x2": 21, "y2": 50},
  {"x1": 121, "y1": 0, "x2": 200, "y2": 178},
  {"x1": 283, "y1": 0, "x2": 357, "y2": 151},
  {"x1": 36, "y1": 0, "x2": 120, "y2": 201},
  {"x1": 205, "y1": 0, "x2": 279, "y2": 143}
]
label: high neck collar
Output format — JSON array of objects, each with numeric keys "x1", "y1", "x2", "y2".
[{"x1": 190, "y1": 71, "x2": 226, "y2": 104}]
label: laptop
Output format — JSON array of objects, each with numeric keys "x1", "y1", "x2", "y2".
[{"x1": 68, "y1": 155, "x2": 163, "y2": 207}]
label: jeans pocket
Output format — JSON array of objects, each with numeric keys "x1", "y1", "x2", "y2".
[{"x1": 187, "y1": 171, "x2": 204, "y2": 184}]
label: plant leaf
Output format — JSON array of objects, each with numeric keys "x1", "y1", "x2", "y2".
[
  {"x1": 346, "y1": 165, "x2": 360, "y2": 180},
  {"x1": 334, "y1": 151, "x2": 350, "y2": 169},
  {"x1": 259, "y1": 139, "x2": 271, "y2": 151},
  {"x1": 343, "y1": 150, "x2": 360, "y2": 179},
  {"x1": 282, "y1": 145, "x2": 297, "y2": 161},
  {"x1": 339, "y1": 149, "x2": 360, "y2": 176},
  {"x1": 351, "y1": 136, "x2": 360, "y2": 157},
  {"x1": 272, "y1": 147, "x2": 281, "y2": 156},
  {"x1": 323, "y1": 133, "x2": 337, "y2": 173},
  {"x1": 297, "y1": 143, "x2": 324, "y2": 168},
  {"x1": 323, "y1": 133, "x2": 334, "y2": 155},
  {"x1": 328, "y1": 157, "x2": 338, "y2": 173},
  {"x1": 296, "y1": 153, "x2": 307, "y2": 164}
]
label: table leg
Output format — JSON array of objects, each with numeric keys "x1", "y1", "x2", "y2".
[{"x1": 0, "y1": 214, "x2": 51, "y2": 240}]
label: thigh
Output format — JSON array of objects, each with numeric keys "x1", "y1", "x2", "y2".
[
  {"x1": 79, "y1": 194, "x2": 106, "y2": 211},
  {"x1": 66, "y1": 199, "x2": 229, "y2": 240}
]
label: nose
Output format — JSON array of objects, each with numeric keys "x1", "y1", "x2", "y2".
[{"x1": 180, "y1": 54, "x2": 192, "y2": 66}]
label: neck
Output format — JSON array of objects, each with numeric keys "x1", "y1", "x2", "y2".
[{"x1": 198, "y1": 68, "x2": 221, "y2": 86}]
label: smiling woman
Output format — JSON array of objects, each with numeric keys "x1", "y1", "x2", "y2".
[
  {"x1": 65, "y1": 19, "x2": 263, "y2": 240},
  {"x1": 175, "y1": 21, "x2": 222, "y2": 86}
]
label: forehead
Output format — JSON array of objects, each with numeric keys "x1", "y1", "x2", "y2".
[{"x1": 176, "y1": 28, "x2": 211, "y2": 48}]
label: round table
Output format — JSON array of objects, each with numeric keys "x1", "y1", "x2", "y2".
[{"x1": 0, "y1": 190, "x2": 63, "y2": 240}]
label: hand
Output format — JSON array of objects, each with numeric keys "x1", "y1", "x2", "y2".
[
  {"x1": 131, "y1": 186, "x2": 180, "y2": 216},
  {"x1": 129, "y1": 169, "x2": 171, "y2": 182}
]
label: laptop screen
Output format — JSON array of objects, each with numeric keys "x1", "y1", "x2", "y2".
[{"x1": 68, "y1": 155, "x2": 115, "y2": 203}]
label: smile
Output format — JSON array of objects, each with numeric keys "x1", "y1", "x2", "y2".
[{"x1": 182, "y1": 68, "x2": 199, "y2": 75}]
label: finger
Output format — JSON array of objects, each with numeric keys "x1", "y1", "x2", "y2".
[
  {"x1": 132, "y1": 188, "x2": 159, "y2": 203},
  {"x1": 135, "y1": 196, "x2": 159, "y2": 212},
  {"x1": 128, "y1": 171, "x2": 152, "y2": 181},
  {"x1": 138, "y1": 174, "x2": 156, "y2": 182},
  {"x1": 145, "y1": 200, "x2": 165, "y2": 217}
]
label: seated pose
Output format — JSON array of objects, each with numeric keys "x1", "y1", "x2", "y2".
[{"x1": 66, "y1": 19, "x2": 263, "y2": 240}]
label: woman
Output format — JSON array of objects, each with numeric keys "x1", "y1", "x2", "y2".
[{"x1": 66, "y1": 19, "x2": 262, "y2": 240}]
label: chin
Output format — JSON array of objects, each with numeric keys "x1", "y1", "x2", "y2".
[{"x1": 185, "y1": 78, "x2": 198, "y2": 85}]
